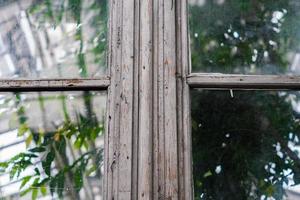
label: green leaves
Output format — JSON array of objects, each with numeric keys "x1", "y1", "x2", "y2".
[
  {"x1": 20, "y1": 176, "x2": 32, "y2": 189},
  {"x1": 74, "y1": 168, "x2": 83, "y2": 192},
  {"x1": 40, "y1": 185, "x2": 47, "y2": 196},
  {"x1": 0, "y1": 6, "x2": 107, "y2": 196},
  {"x1": 73, "y1": 111, "x2": 103, "y2": 149},
  {"x1": 191, "y1": 90, "x2": 300, "y2": 199},
  {"x1": 42, "y1": 149, "x2": 55, "y2": 177},
  {"x1": 31, "y1": 188, "x2": 38, "y2": 200},
  {"x1": 49, "y1": 176, "x2": 56, "y2": 196},
  {"x1": 203, "y1": 170, "x2": 213, "y2": 178},
  {"x1": 18, "y1": 124, "x2": 29, "y2": 136},
  {"x1": 189, "y1": 0, "x2": 300, "y2": 74},
  {"x1": 19, "y1": 176, "x2": 50, "y2": 199},
  {"x1": 29, "y1": 147, "x2": 46, "y2": 153},
  {"x1": 5, "y1": 153, "x2": 36, "y2": 180},
  {"x1": 68, "y1": 0, "x2": 81, "y2": 22},
  {"x1": 0, "y1": 162, "x2": 8, "y2": 172},
  {"x1": 20, "y1": 187, "x2": 32, "y2": 197},
  {"x1": 25, "y1": 133, "x2": 33, "y2": 147},
  {"x1": 57, "y1": 173, "x2": 65, "y2": 198},
  {"x1": 19, "y1": 177, "x2": 40, "y2": 200},
  {"x1": 86, "y1": 165, "x2": 97, "y2": 176}
]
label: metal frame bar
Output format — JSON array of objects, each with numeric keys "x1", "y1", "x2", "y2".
[
  {"x1": 0, "y1": 77, "x2": 110, "y2": 91},
  {"x1": 187, "y1": 73, "x2": 300, "y2": 89}
]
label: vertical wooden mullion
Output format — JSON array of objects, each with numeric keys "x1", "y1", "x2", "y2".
[
  {"x1": 163, "y1": 0, "x2": 179, "y2": 199},
  {"x1": 137, "y1": 0, "x2": 153, "y2": 199},
  {"x1": 104, "y1": 0, "x2": 116, "y2": 198},
  {"x1": 153, "y1": 0, "x2": 180, "y2": 199},
  {"x1": 153, "y1": 0, "x2": 165, "y2": 198},
  {"x1": 118, "y1": 0, "x2": 135, "y2": 199},
  {"x1": 138, "y1": 0, "x2": 181, "y2": 199},
  {"x1": 105, "y1": 0, "x2": 188, "y2": 199},
  {"x1": 131, "y1": 0, "x2": 140, "y2": 199},
  {"x1": 105, "y1": 0, "x2": 136, "y2": 199},
  {"x1": 176, "y1": 0, "x2": 193, "y2": 199},
  {"x1": 112, "y1": 0, "x2": 122, "y2": 197}
]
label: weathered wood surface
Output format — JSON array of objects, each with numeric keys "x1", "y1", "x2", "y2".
[
  {"x1": 0, "y1": 78, "x2": 110, "y2": 91},
  {"x1": 104, "y1": 0, "x2": 136, "y2": 199},
  {"x1": 105, "y1": 0, "x2": 189, "y2": 199},
  {"x1": 131, "y1": 0, "x2": 140, "y2": 199},
  {"x1": 105, "y1": 0, "x2": 124, "y2": 199},
  {"x1": 118, "y1": 0, "x2": 135, "y2": 199},
  {"x1": 161, "y1": 0, "x2": 179, "y2": 199},
  {"x1": 176, "y1": 0, "x2": 193, "y2": 199},
  {"x1": 138, "y1": 0, "x2": 153, "y2": 199},
  {"x1": 187, "y1": 74, "x2": 300, "y2": 89},
  {"x1": 153, "y1": 0, "x2": 165, "y2": 198}
]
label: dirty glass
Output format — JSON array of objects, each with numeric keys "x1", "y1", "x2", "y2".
[
  {"x1": 0, "y1": 91, "x2": 106, "y2": 200},
  {"x1": 0, "y1": 0, "x2": 108, "y2": 78},
  {"x1": 189, "y1": 0, "x2": 300, "y2": 74},
  {"x1": 192, "y1": 90, "x2": 300, "y2": 199}
]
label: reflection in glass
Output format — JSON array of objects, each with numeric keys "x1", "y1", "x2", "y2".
[
  {"x1": 0, "y1": 91, "x2": 106, "y2": 199},
  {"x1": 189, "y1": 0, "x2": 300, "y2": 74},
  {"x1": 192, "y1": 90, "x2": 300, "y2": 199},
  {"x1": 0, "y1": 0, "x2": 108, "y2": 78}
]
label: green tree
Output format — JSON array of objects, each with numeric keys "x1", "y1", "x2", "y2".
[
  {"x1": 192, "y1": 90, "x2": 300, "y2": 199},
  {"x1": 189, "y1": 0, "x2": 300, "y2": 74},
  {"x1": 190, "y1": 0, "x2": 300, "y2": 199}
]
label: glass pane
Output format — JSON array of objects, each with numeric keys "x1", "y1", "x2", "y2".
[
  {"x1": 192, "y1": 90, "x2": 300, "y2": 199},
  {"x1": 0, "y1": 0, "x2": 108, "y2": 78},
  {"x1": 189, "y1": 0, "x2": 300, "y2": 74},
  {"x1": 0, "y1": 91, "x2": 106, "y2": 199}
]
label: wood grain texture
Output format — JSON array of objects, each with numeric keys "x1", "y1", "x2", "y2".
[
  {"x1": 0, "y1": 78, "x2": 110, "y2": 91},
  {"x1": 152, "y1": 0, "x2": 180, "y2": 199},
  {"x1": 104, "y1": 0, "x2": 119, "y2": 198},
  {"x1": 187, "y1": 74, "x2": 300, "y2": 89},
  {"x1": 138, "y1": 0, "x2": 153, "y2": 199},
  {"x1": 104, "y1": 0, "x2": 136, "y2": 199},
  {"x1": 105, "y1": 0, "x2": 189, "y2": 199},
  {"x1": 118, "y1": 0, "x2": 135, "y2": 199},
  {"x1": 153, "y1": 0, "x2": 165, "y2": 198},
  {"x1": 176, "y1": 0, "x2": 193, "y2": 199},
  {"x1": 131, "y1": 0, "x2": 140, "y2": 199},
  {"x1": 163, "y1": 0, "x2": 179, "y2": 199}
]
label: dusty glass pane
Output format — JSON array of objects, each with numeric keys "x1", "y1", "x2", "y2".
[
  {"x1": 0, "y1": 0, "x2": 108, "y2": 78},
  {"x1": 0, "y1": 91, "x2": 106, "y2": 199},
  {"x1": 192, "y1": 90, "x2": 300, "y2": 199},
  {"x1": 189, "y1": 0, "x2": 300, "y2": 74}
]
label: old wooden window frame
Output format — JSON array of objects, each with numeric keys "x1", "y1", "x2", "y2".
[{"x1": 2, "y1": 0, "x2": 300, "y2": 200}]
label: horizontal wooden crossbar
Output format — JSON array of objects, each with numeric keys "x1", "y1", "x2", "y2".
[
  {"x1": 0, "y1": 77, "x2": 110, "y2": 91},
  {"x1": 187, "y1": 74, "x2": 300, "y2": 90}
]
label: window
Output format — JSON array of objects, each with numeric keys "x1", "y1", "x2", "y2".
[
  {"x1": 188, "y1": 0, "x2": 300, "y2": 200},
  {"x1": 2, "y1": 0, "x2": 300, "y2": 200},
  {"x1": 0, "y1": 1, "x2": 108, "y2": 199}
]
